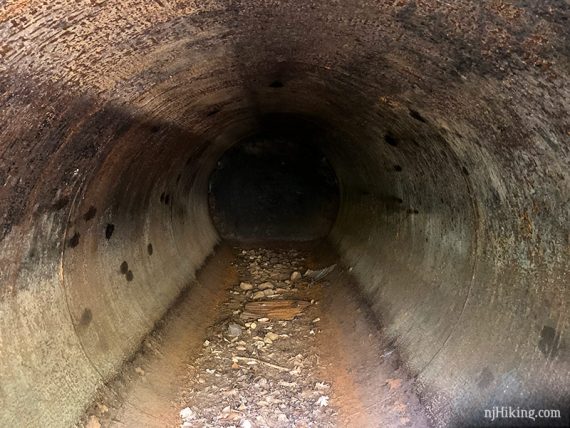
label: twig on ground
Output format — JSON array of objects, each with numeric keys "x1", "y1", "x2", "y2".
[{"x1": 232, "y1": 356, "x2": 290, "y2": 372}]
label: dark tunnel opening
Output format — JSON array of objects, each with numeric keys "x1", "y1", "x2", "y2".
[{"x1": 208, "y1": 116, "x2": 340, "y2": 242}]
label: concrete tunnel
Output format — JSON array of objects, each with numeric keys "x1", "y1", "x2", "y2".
[{"x1": 0, "y1": 1, "x2": 569, "y2": 427}]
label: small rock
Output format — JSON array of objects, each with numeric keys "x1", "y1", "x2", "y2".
[
  {"x1": 258, "y1": 282, "x2": 274, "y2": 290},
  {"x1": 252, "y1": 291, "x2": 266, "y2": 299},
  {"x1": 180, "y1": 407, "x2": 196, "y2": 421},
  {"x1": 316, "y1": 395, "x2": 330, "y2": 407},
  {"x1": 242, "y1": 420, "x2": 253, "y2": 428},
  {"x1": 265, "y1": 332, "x2": 279, "y2": 341},
  {"x1": 386, "y1": 378, "x2": 402, "y2": 390},
  {"x1": 290, "y1": 271, "x2": 302, "y2": 282},
  {"x1": 227, "y1": 322, "x2": 243, "y2": 337},
  {"x1": 86, "y1": 415, "x2": 101, "y2": 428},
  {"x1": 240, "y1": 282, "x2": 253, "y2": 290},
  {"x1": 249, "y1": 322, "x2": 257, "y2": 330},
  {"x1": 134, "y1": 367, "x2": 145, "y2": 376},
  {"x1": 263, "y1": 289, "x2": 275, "y2": 296}
]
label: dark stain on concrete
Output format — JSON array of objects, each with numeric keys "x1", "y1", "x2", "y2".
[
  {"x1": 79, "y1": 308, "x2": 92, "y2": 327},
  {"x1": 538, "y1": 325, "x2": 560, "y2": 359},
  {"x1": 409, "y1": 109, "x2": 427, "y2": 123},
  {"x1": 105, "y1": 223, "x2": 115, "y2": 240},
  {"x1": 68, "y1": 232, "x2": 80, "y2": 248},
  {"x1": 27, "y1": 247, "x2": 37, "y2": 260},
  {"x1": 391, "y1": 196, "x2": 404, "y2": 204},
  {"x1": 83, "y1": 206, "x2": 97, "y2": 221},
  {"x1": 385, "y1": 133, "x2": 399, "y2": 146},
  {"x1": 52, "y1": 196, "x2": 69, "y2": 211},
  {"x1": 120, "y1": 261, "x2": 129, "y2": 275},
  {"x1": 477, "y1": 367, "x2": 494, "y2": 389}
]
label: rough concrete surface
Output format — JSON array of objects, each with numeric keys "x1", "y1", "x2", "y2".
[{"x1": 0, "y1": 0, "x2": 569, "y2": 427}]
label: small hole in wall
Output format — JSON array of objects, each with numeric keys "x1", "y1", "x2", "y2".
[
  {"x1": 105, "y1": 223, "x2": 115, "y2": 240},
  {"x1": 68, "y1": 232, "x2": 80, "y2": 248},
  {"x1": 147, "y1": 243, "x2": 153, "y2": 255},
  {"x1": 409, "y1": 109, "x2": 427, "y2": 123},
  {"x1": 269, "y1": 80, "x2": 284, "y2": 88},
  {"x1": 394, "y1": 165, "x2": 402, "y2": 172},
  {"x1": 79, "y1": 308, "x2": 92, "y2": 327},
  {"x1": 120, "y1": 261, "x2": 129, "y2": 274},
  {"x1": 52, "y1": 196, "x2": 69, "y2": 211},
  {"x1": 385, "y1": 133, "x2": 399, "y2": 146},
  {"x1": 83, "y1": 206, "x2": 97, "y2": 222}
]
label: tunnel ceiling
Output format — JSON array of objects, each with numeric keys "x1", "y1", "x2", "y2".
[
  {"x1": 1, "y1": 1, "x2": 569, "y2": 220},
  {"x1": 1, "y1": 1, "x2": 569, "y2": 427}
]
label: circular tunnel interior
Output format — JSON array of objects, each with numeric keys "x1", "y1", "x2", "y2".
[{"x1": 0, "y1": 1, "x2": 569, "y2": 427}]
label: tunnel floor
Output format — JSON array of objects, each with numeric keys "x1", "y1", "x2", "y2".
[{"x1": 80, "y1": 242, "x2": 428, "y2": 428}]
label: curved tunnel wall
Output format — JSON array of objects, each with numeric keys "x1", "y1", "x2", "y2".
[{"x1": 0, "y1": 1, "x2": 569, "y2": 426}]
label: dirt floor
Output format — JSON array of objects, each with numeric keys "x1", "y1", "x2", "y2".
[{"x1": 80, "y1": 242, "x2": 428, "y2": 428}]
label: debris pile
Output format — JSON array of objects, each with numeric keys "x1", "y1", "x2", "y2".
[{"x1": 178, "y1": 247, "x2": 337, "y2": 427}]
